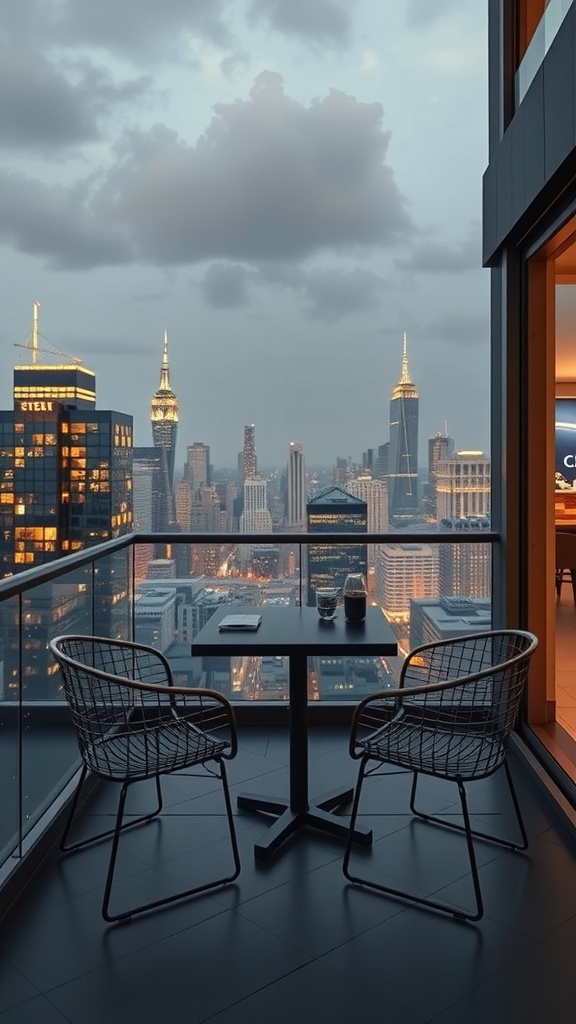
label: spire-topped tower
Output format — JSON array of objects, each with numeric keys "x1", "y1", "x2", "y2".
[
  {"x1": 150, "y1": 330, "x2": 179, "y2": 496},
  {"x1": 392, "y1": 331, "x2": 418, "y2": 399},
  {"x1": 388, "y1": 332, "x2": 419, "y2": 524}
]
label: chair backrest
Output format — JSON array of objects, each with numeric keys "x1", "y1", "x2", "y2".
[
  {"x1": 556, "y1": 531, "x2": 576, "y2": 570},
  {"x1": 400, "y1": 630, "x2": 538, "y2": 777},
  {"x1": 49, "y1": 635, "x2": 173, "y2": 772}
]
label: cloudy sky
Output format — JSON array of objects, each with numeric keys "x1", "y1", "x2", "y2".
[{"x1": 0, "y1": 0, "x2": 489, "y2": 470}]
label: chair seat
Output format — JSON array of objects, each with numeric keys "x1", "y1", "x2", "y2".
[
  {"x1": 362, "y1": 713, "x2": 503, "y2": 781},
  {"x1": 86, "y1": 717, "x2": 229, "y2": 782}
]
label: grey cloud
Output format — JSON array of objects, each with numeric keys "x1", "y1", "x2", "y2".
[
  {"x1": 248, "y1": 0, "x2": 353, "y2": 48},
  {"x1": 200, "y1": 261, "x2": 385, "y2": 322},
  {"x1": 426, "y1": 309, "x2": 488, "y2": 346},
  {"x1": 406, "y1": 0, "x2": 465, "y2": 29},
  {"x1": 201, "y1": 262, "x2": 252, "y2": 308},
  {"x1": 0, "y1": 0, "x2": 233, "y2": 59},
  {"x1": 396, "y1": 224, "x2": 480, "y2": 273},
  {"x1": 0, "y1": 43, "x2": 151, "y2": 151},
  {"x1": 98, "y1": 71, "x2": 413, "y2": 265},
  {"x1": 301, "y1": 267, "x2": 384, "y2": 322},
  {"x1": 0, "y1": 170, "x2": 132, "y2": 269}
]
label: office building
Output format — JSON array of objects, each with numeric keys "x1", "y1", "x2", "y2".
[
  {"x1": 240, "y1": 478, "x2": 272, "y2": 533},
  {"x1": 375, "y1": 543, "x2": 438, "y2": 622},
  {"x1": 439, "y1": 516, "x2": 491, "y2": 600},
  {"x1": 347, "y1": 474, "x2": 388, "y2": 570},
  {"x1": 388, "y1": 333, "x2": 419, "y2": 525},
  {"x1": 150, "y1": 330, "x2": 178, "y2": 508},
  {"x1": 186, "y1": 442, "x2": 210, "y2": 491},
  {"x1": 0, "y1": 348, "x2": 133, "y2": 577},
  {"x1": 286, "y1": 441, "x2": 306, "y2": 530},
  {"x1": 435, "y1": 451, "x2": 490, "y2": 522},
  {"x1": 241, "y1": 425, "x2": 257, "y2": 484},
  {"x1": 306, "y1": 486, "x2": 367, "y2": 605},
  {"x1": 410, "y1": 595, "x2": 492, "y2": 649},
  {"x1": 423, "y1": 430, "x2": 455, "y2": 522}
]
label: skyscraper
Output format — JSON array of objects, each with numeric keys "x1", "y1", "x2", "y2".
[
  {"x1": 0, "y1": 312, "x2": 133, "y2": 577},
  {"x1": 240, "y1": 478, "x2": 272, "y2": 533},
  {"x1": 388, "y1": 333, "x2": 419, "y2": 525},
  {"x1": 242, "y1": 425, "x2": 257, "y2": 484},
  {"x1": 424, "y1": 429, "x2": 455, "y2": 522},
  {"x1": 286, "y1": 442, "x2": 306, "y2": 530},
  {"x1": 306, "y1": 486, "x2": 367, "y2": 605},
  {"x1": 150, "y1": 330, "x2": 178, "y2": 497},
  {"x1": 186, "y1": 442, "x2": 210, "y2": 491}
]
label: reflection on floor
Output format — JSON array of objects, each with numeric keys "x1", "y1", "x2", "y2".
[
  {"x1": 556, "y1": 584, "x2": 576, "y2": 742},
  {"x1": 1, "y1": 726, "x2": 576, "y2": 1024}
]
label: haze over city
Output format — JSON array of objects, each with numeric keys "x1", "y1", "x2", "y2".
[{"x1": 0, "y1": 1, "x2": 490, "y2": 468}]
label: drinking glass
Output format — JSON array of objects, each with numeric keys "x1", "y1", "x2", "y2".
[{"x1": 316, "y1": 587, "x2": 338, "y2": 620}]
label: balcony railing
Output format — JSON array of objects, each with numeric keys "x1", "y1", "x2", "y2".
[{"x1": 0, "y1": 528, "x2": 496, "y2": 890}]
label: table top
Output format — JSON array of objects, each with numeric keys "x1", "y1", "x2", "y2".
[{"x1": 191, "y1": 604, "x2": 398, "y2": 658}]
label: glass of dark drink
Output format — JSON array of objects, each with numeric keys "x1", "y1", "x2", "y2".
[{"x1": 343, "y1": 573, "x2": 367, "y2": 623}]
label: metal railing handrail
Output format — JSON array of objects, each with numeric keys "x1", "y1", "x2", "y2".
[{"x1": 0, "y1": 529, "x2": 498, "y2": 601}]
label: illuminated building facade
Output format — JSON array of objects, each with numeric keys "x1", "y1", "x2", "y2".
[
  {"x1": 240, "y1": 478, "x2": 272, "y2": 533},
  {"x1": 435, "y1": 451, "x2": 491, "y2": 521},
  {"x1": 424, "y1": 430, "x2": 455, "y2": 521},
  {"x1": 375, "y1": 543, "x2": 439, "y2": 622},
  {"x1": 150, "y1": 331, "x2": 178, "y2": 504},
  {"x1": 0, "y1": 352, "x2": 133, "y2": 695},
  {"x1": 0, "y1": 399, "x2": 133, "y2": 577},
  {"x1": 388, "y1": 333, "x2": 419, "y2": 525},
  {"x1": 306, "y1": 486, "x2": 367, "y2": 605}
]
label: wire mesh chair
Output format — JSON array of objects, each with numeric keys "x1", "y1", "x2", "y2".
[
  {"x1": 342, "y1": 629, "x2": 538, "y2": 922},
  {"x1": 49, "y1": 634, "x2": 241, "y2": 923}
]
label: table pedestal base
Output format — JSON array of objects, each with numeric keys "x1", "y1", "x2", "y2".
[{"x1": 237, "y1": 788, "x2": 372, "y2": 861}]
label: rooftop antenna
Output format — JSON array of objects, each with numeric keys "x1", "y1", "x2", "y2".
[{"x1": 32, "y1": 300, "x2": 40, "y2": 366}]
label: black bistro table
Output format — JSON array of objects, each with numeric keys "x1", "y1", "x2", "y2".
[{"x1": 192, "y1": 605, "x2": 398, "y2": 860}]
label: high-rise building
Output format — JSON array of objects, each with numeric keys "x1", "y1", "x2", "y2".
[
  {"x1": 388, "y1": 333, "x2": 419, "y2": 525},
  {"x1": 375, "y1": 543, "x2": 439, "y2": 622},
  {"x1": 132, "y1": 447, "x2": 172, "y2": 533},
  {"x1": 0, "y1": 309, "x2": 133, "y2": 693},
  {"x1": 347, "y1": 474, "x2": 388, "y2": 568},
  {"x1": 242, "y1": 425, "x2": 257, "y2": 484},
  {"x1": 438, "y1": 517, "x2": 491, "y2": 600},
  {"x1": 435, "y1": 451, "x2": 491, "y2": 521},
  {"x1": 286, "y1": 442, "x2": 306, "y2": 530},
  {"x1": 424, "y1": 430, "x2": 455, "y2": 522},
  {"x1": 186, "y1": 442, "x2": 210, "y2": 491},
  {"x1": 150, "y1": 330, "x2": 178, "y2": 504},
  {"x1": 306, "y1": 486, "x2": 367, "y2": 605},
  {"x1": 240, "y1": 479, "x2": 272, "y2": 533},
  {"x1": 0, "y1": 339, "x2": 133, "y2": 577}
]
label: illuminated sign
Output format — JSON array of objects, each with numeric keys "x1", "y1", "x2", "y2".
[{"x1": 18, "y1": 400, "x2": 55, "y2": 413}]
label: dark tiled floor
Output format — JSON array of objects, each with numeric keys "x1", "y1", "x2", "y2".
[{"x1": 1, "y1": 726, "x2": 576, "y2": 1024}]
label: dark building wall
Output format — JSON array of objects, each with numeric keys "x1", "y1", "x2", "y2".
[{"x1": 483, "y1": 2, "x2": 576, "y2": 265}]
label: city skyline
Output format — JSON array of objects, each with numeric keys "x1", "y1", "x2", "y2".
[{"x1": 0, "y1": 2, "x2": 490, "y2": 466}]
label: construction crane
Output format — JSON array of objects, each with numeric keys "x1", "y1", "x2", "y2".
[{"x1": 13, "y1": 301, "x2": 83, "y2": 365}]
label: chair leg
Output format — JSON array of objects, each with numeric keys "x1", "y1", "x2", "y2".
[
  {"x1": 409, "y1": 762, "x2": 528, "y2": 851},
  {"x1": 102, "y1": 760, "x2": 241, "y2": 924},
  {"x1": 343, "y1": 760, "x2": 483, "y2": 921},
  {"x1": 61, "y1": 769, "x2": 163, "y2": 855}
]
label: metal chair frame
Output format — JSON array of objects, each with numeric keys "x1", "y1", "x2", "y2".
[
  {"x1": 49, "y1": 634, "x2": 241, "y2": 923},
  {"x1": 342, "y1": 629, "x2": 538, "y2": 922}
]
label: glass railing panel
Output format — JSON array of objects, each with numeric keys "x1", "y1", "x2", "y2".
[
  {"x1": 18, "y1": 568, "x2": 93, "y2": 844},
  {"x1": 130, "y1": 536, "x2": 492, "y2": 702},
  {"x1": 93, "y1": 546, "x2": 132, "y2": 641},
  {"x1": 0, "y1": 594, "x2": 20, "y2": 863},
  {"x1": 516, "y1": 0, "x2": 574, "y2": 103}
]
